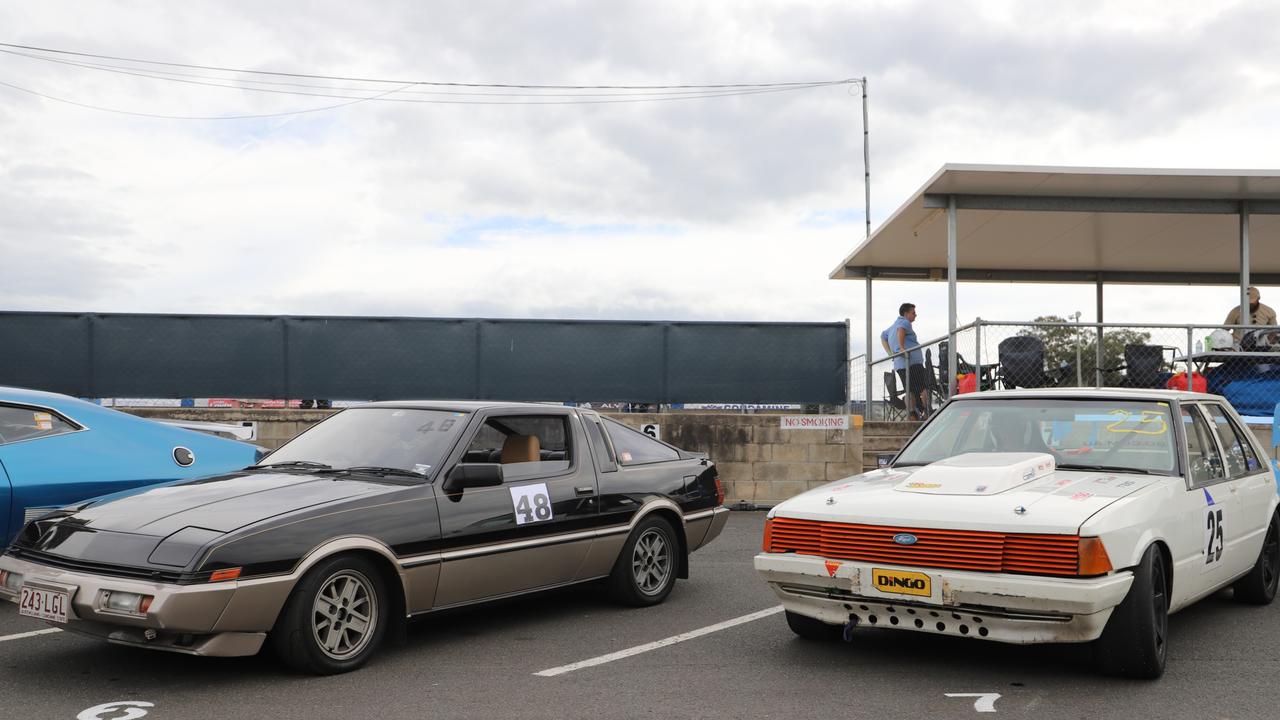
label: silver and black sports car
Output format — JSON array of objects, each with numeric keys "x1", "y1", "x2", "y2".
[{"x1": 0, "y1": 402, "x2": 728, "y2": 674}]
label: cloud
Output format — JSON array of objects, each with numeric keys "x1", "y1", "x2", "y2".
[{"x1": 0, "y1": 0, "x2": 1276, "y2": 337}]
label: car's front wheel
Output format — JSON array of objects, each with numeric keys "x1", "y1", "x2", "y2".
[
  {"x1": 1234, "y1": 511, "x2": 1280, "y2": 605},
  {"x1": 271, "y1": 554, "x2": 389, "y2": 675},
  {"x1": 1094, "y1": 545, "x2": 1168, "y2": 679},
  {"x1": 607, "y1": 515, "x2": 678, "y2": 606}
]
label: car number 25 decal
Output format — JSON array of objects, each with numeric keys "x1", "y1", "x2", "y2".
[
  {"x1": 510, "y1": 483, "x2": 553, "y2": 526},
  {"x1": 1204, "y1": 505, "x2": 1225, "y2": 569}
]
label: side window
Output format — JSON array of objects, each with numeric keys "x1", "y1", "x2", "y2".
[
  {"x1": 1205, "y1": 404, "x2": 1261, "y2": 475},
  {"x1": 1182, "y1": 406, "x2": 1225, "y2": 486},
  {"x1": 604, "y1": 418, "x2": 679, "y2": 465},
  {"x1": 584, "y1": 418, "x2": 618, "y2": 473},
  {"x1": 0, "y1": 405, "x2": 79, "y2": 445},
  {"x1": 461, "y1": 415, "x2": 573, "y2": 481}
]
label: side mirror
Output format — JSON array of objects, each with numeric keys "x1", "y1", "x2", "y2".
[{"x1": 444, "y1": 463, "x2": 504, "y2": 492}]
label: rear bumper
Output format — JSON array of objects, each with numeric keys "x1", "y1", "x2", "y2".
[
  {"x1": 0, "y1": 553, "x2": 286, "y2": 657},
  {"x1": 686, "y1": 507, "x2": 730, "y2": 552},
  {"x1": 754, "y1": 552, "x2": 1133, "y2": 644}
]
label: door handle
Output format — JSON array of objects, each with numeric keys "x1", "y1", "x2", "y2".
[{"x1": 575, "y1": 486, "x2": 596, "y2": 496}]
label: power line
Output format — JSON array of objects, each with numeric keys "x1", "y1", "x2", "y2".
[
  {"x1": 0, "y1": 77, "x2": 418, "y2": 120},
  {"x1": 0, "y1": 48, "x2": 848, "y2": 98},
  {"x1": 0, "y1": 48, "x2": 846, "y2": 103},
  {"x1": 0, "y1": 41, "x2": 857, "y2": 91}
]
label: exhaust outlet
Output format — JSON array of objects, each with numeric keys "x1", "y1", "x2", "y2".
[{"x1": 842, "y1": 616, "x2": 859, "y2": 642}]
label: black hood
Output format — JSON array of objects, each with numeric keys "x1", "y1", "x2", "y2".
[{"x1": 68, "y1": 471, "x2": 397, "y2": 535}]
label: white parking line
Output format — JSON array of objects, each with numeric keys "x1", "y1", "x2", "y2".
[
  {"x1": 0, "y1": 628, "x2": 61, "y2": 643},
  {"x1": 534, "y1": 605, "x2": 783, "y2": 677}
]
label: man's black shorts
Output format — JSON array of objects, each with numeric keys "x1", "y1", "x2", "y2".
[{"x1": 896, "y1": 364, "x2": 928, "y2": 393}]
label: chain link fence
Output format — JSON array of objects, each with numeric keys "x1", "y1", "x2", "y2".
[{"x1": 861, "y1": 320, "x2": 1280, "y2": 422}]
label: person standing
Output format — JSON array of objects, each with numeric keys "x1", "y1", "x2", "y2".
[{"x1": 880, "y1": 303, "x2": 927, "y2": 419}]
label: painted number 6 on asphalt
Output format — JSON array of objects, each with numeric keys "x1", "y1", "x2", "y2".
[{"x1": 77, "y1": 701, "x2": 154, "y2": 720}]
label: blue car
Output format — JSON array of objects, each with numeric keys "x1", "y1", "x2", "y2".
[{"x1": 0, "y1": 386, "x2": 258, "y2": 544}]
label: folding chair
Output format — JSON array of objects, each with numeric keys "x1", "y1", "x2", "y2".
[
  {"x1": 997, "y1": 336, "x2": 1070, "y2": 389},
  {"x1": 883, "y1": 371, "x2": 908, "y2": 421},
  {"x1": 1101, "y1": 343, "x2": 1175, "y2": 388}
]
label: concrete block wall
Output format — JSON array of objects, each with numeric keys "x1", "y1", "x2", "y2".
[{"x1": 607, "y1": 413, "x2": 864, "y2": 506}]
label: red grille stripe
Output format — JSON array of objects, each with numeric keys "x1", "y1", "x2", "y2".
[{"x1": 767, "y1": 517, "x2": 1079, "y2": 576}]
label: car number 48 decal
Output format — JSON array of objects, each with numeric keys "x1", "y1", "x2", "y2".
[
  {"x1": 1204, "y1": 505, "x2": 1225, "y2": 569},
  {"x1": 510, "y1": 483, "x2": 554, "y2": 526}
]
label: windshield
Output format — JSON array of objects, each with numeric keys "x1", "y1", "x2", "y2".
[
  {"x1": 895, "y1": 398, "x2": 1178, "y2": 475},
  {"x1": 262, "y1": 408, "x2": 470, "y2": 478}
]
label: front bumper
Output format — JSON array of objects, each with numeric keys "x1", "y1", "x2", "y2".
[
  {"x1": 0, "y1": 553, "x2": 275, "y2": 657},
  {"x1": 755, "y1": 552, "x2": 1134, "y2": 645}
]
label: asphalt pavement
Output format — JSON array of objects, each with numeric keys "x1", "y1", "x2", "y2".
[{"x1": 3, "y1": 512, "x2": 1280, "y2": 720}]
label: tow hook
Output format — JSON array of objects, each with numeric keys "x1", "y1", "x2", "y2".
[{"x1": 842, "y1": 616, "x2": 859, "y2": 642}]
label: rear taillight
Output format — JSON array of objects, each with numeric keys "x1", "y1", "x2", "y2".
[
  {"x1": 714, "y1": 475, "x2": 725, "y2": 505},
  {"x1": 762, "y1": 518, "x2": 773, "y2": 552}
]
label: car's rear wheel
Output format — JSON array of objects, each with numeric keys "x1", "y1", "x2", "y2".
[
  {"x1": 785, "y1": 610, "x2": 843, "y2": 641},
  {"x1": 271, "y1": 554, "x2": 388, "y2": 675},
  {"x1": 607, "y1": 515, "x2": 678, "y2": 606},
  {"x1": 1094, "y1": 545, "x2": 1167, "y2": 679},
  {"x1": 1234, "y1": 511, "x2": 1280, "y2": 605}
]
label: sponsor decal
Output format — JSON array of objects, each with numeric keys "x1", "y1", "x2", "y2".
[
  {"x1": 1070, "y1": 491, "x2": 1094, "y2": 501},
  {"x1": 906, "y1": 482, "x2": 942, "y2": 489},
  {"x1": 1021, "y1": 469, "x2": 1035, "y2": 481},
  {"x1": 1055, "y1": 478, "x2": 1074, "y2": 487},
  {"x1": 974, "y1": 485, "x2": 988, "y2": 493},
  {"x1": 892, "y1": 533, "x2": 918, "y2": 546},
  {"x1": 871, "y1": 568, "x2": 931, "y2": 597},
  {"x1": 1118, "y1": 480, "x2": 1137, "y2": 488},
  {"x1": 1093, "y1": 476, "x2": 1115, "y2": 485},
  {"x1": 824, "y1": 560, "x2": 841, "y2": 577},
  {"x1": 1203, "y1": 488, "x2": 1215, "y2": 506}
]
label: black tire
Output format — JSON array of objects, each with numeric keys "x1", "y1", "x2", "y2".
[
  {"x1": 607, "y1": 515, "x2": 679, "y2": 607},
  {"x1": 1094, "y1": 545, "x2": 1168, "y2": 679},
  {"x1": 270, "y1": 554, "x2": 389, "y2": 675},
  {"x1": 785, "y1": 610, "x2": 843, "y2": 641},
  {"x1": 1234, "y1": 512, "x2": 1280, "y2": 605}
]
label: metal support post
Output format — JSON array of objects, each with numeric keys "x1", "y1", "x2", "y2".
[
  {"x1": 1187, "y1": 326, "x2": 1194, "y2": 379},
  {"x1": 1241, "y1": 202, "x2": 1251, "y2": 329},
  {"x1": 947, "y1": 196, "x2": 958, "y2": 396},
  {"x1": 865, "y1": 274, "x2": 874, "y2": 419},
  {"x1": 974, "y1": 318, "x2": 982, "y2": 391},
  {"x1": 1095, "y1": 279, "x2": 1104, "y2": 387}
]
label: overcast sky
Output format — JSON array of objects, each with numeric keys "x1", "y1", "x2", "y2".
[{"x1": 2, "y1": 1, "x2": 1279, "y2": 354}]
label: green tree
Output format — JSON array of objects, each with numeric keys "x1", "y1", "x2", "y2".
[{"x1": 1014, "y1": 316, "x2": 1153, "y2": 386}]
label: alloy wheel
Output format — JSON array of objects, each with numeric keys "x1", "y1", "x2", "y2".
[
  {"x1": 632, "y1": 528, "x2": 672, "y2": 595},
  {"x1": 311, "y1": 570, "x2": 378, "y2": 660}
]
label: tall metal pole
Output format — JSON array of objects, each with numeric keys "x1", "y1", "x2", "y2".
[
  {"x1": 861, "y1": 77, "x2": 870, "y2": 241},
  {"x1": 1241, "y1": 202, "x2": 1251, "y2": 331},
  {"x1": 947, "y1": 195, "x2": 958, "y2": 397}
]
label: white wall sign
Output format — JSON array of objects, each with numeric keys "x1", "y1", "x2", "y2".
[
  {"x1": 641, "y1": 423, "x2": 661, "y2": 439},
  {"x1": 780, "y1": 415, "x2": 849, "y2": 430}
]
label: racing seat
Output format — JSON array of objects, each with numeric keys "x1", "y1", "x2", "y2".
[
  {"x1": 997, "y1": 336, "x2": 1068, "y2": 389},
  {"x1": 500, "y1": 434, "x2": 541, "y2": 463}
]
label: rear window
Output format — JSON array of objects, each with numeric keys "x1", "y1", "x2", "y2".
[
  {"x1": 604, "y1": 418, "x2": 680, "y2": 465},
  {"x1": 0, "y1": 404, "x2": 80, "y2": 445}
]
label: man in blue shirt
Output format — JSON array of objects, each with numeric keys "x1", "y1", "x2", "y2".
[{"x1": 879, "y1": 302, "x2": 928, "y2": 419}]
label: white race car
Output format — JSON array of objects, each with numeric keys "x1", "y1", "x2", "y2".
[{"x1": 755, "y1": 389, "x2": 1280, "y2": 678}]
